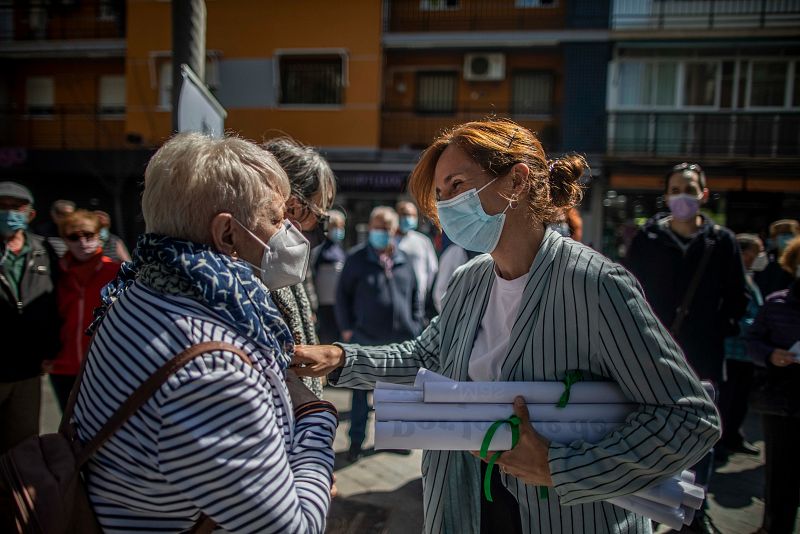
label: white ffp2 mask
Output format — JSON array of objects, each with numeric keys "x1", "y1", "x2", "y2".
[{"x1": 236, "y1": 219, "x2": 310, "y2": 290}]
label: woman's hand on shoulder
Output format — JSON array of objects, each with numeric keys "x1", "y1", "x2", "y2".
[
  {"x1": 291, "y1": 344, "x2": 346, "y2": 377},
  {"x1": 472, "y1": 397, "x2": 553, "y2": 488}
]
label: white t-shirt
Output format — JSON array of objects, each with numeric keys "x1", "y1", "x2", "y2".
[
  {"x1": 468, "y1": 269, "x2": 529, "y2": 381},
  {"x1": 397, "y1": 229, "x2": 438, "y2": 303},
  {"x1": 433, "y1": 244, "x2": 469, "y2": 313}
]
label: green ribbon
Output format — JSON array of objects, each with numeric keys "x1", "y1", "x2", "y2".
[
  {"x1": 479, "y1": 415, "x2": 520, "y2": 503},
  {"x1": 556, "y1": 370, "x2": 583, "y2": 408}
]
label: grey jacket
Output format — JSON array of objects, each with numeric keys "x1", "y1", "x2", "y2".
[{"x1": 331, "y1": 229, "x2": 720, "y2": 533}]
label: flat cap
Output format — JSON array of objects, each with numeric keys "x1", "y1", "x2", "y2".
[{"x1": 0, "y1": 182, "x2": 34, "y2": 204}]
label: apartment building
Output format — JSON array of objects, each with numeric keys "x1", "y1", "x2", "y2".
[{"x1": 603, "y1": 0, "x2": 800, "y2": 259}]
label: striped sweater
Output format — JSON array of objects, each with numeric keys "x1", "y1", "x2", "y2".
[
  {"x1": 73, "y1": 281, "x2": 337, "y2": 533},
  {"x1": 331, "y1": 229, "x2": 720, "y2": 534}
]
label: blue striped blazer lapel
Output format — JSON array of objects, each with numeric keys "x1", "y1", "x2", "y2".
[{"x1": 500, "y1": 230, "x2": 562, "y2": 382}]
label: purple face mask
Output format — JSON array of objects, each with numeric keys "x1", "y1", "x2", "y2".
[{"x1": 667, "y1": 194, "x2": 701, "y2": 221}]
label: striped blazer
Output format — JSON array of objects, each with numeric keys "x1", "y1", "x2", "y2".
[
  {"x1": 331, "y1": 229, "x2": 720, "y2": 534},
  {"x1": 73, "y1": 282, "x2": 337, "y2": 533}
]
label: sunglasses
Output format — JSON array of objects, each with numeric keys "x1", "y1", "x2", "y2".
[{"x1": 65, "y1": 232, "x2": 97, "y2": 242}]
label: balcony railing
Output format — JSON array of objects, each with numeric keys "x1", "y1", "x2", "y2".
[
  {"x1": 607, "y1": 112, "x2": 800, "y2": 158},
  {"x1": 0, "y1": 1, "x2": 125, "y2": 41},
  {"x1": 381, "y1": 107, "x2": 559, "y2": 150},
  {"x1": 385, "y1": 0, "x2": 563, "y2": 32},
  {"x1": 1, "y1": 106, "x2": 127, "y2": 149},
  {"x1": 612, "y1": 0, "x2": 800, "y2": 30}
]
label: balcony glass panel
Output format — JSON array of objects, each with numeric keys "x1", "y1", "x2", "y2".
[
  {"x1": 684, "y1": 63, "x2": 718, "y2": 107},
  {"x1": 750, "y1": 62, "x2": 788, "y2": 107}
]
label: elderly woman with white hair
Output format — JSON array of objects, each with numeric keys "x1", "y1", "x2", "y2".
[{"x1": 72, "y1": 133, "x2": 337, "y2": 533}]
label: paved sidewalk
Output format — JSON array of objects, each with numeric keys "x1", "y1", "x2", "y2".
[{"x1": 41, "y1": 379, "x2": 786, "y2": 534}]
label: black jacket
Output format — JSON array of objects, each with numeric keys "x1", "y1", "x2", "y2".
[
  {"x1": 0, "y1": 232, "x2": 60, "y2": 382},
  {"x1": 625, "y1": 214, "x2": 748, "y2": 383}
]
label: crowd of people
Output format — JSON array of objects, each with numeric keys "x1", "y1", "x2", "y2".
[{"x1": 0, "y1": 117, "x2": 797, "y2": 533}]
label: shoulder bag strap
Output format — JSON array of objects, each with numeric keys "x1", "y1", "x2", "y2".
[
  {"x1": 670, "y1": 235, "x2": 716, "y2": 336},
  {"x1": 76, "y1": 340, "x2": 253, "y2": 466}
]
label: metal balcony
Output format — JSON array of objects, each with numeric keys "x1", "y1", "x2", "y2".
[
  {"x1": 0, "y1": 1, "x2": 125, "y2": 41},
  {"x1": 607, "y1": 112, "x2": 800, "y2": 158},
  {"x1": 611, "y1": 0, "x2": 800, "y2": 30},
  {"x1": 1, "y1": 106, "x2": 127, "y2": 150}
]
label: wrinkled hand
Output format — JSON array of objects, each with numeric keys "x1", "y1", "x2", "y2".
[
  {"x1": 291, "y1": 344, "x2": 346, "y2": 377},
  {"x1": 285, "y1": 369, "x2": 319, "y2": 408},
  {"x1": 770, "y1": 348, "x2": 798, "y2": 367},
  {"x1": 472, "y1": 397, "x2": 553, "y2": 487}
]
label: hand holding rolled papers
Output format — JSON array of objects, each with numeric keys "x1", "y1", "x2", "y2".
[{"x1": 373, "y1": 369, "x2": 710, "y2": 531}]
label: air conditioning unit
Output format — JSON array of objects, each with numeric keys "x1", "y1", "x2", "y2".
[{"x1": 464, "y1": 53, "x2": 505, "y2": 81}]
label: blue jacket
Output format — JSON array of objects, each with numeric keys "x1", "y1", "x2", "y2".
[{"x1": 335, "y1": 243, "x2": 422, "y2": 345}]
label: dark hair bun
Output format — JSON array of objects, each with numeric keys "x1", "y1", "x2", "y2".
[{"x1": 548, "y1": 154, "x2": 587, "y2": 209}]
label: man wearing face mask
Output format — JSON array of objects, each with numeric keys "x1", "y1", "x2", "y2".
[
  {"x1": 754, "y1": 219, "x2": 800, "y2": 298},
  {"x1": 312, "y1": 209, "x2": 347, "y2": 344},
  {"x1": 626, "y1": 163, "x2": 746, "y2": 534},
  {"x1": 0, "y1": 181, "x2": 60, "y2": 452},
  {"x1": 395, "y1": 200, "x2": 438, "y2": 317},
  {"x1": 49, "y1": 209, "x2": 120, "y2": 410},
  {"x1": 335, "y1": 206, "x2": 423, "y2": 461},
  {"x1": 718, "y1": 234, "x2": 766, "y2": 461}
]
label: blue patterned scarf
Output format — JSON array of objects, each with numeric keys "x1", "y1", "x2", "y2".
[{"x1": 89, "y1": 233, "x2": 294, "y2": 369}]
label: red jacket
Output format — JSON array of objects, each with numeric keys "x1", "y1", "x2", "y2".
[{"x1": 52, "y1": 252, "x2": 120, "y2": 376}]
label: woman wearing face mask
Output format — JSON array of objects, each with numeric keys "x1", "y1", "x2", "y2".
[
  {"x1": 47, "y1": 209, "x2": 120, "y2": 410},
  {"x1": 293, "y1": 119, "x2": 719, "y2": 534},
  {"x1": 72, "y1": 133, "x2": 337, "y2": 533},
  {"x1": 746, "y1": 236, "x2": 800, "y2": 534},
  {"x1": 262, "y1": 137, "x2": 336, "y2": 398},
  {"x1": 754, "y1": 218, "x2": 800, "y2": 298}
]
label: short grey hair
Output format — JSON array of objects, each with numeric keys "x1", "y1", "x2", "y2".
[
  {"x1": 142, "y1": 133, "x2": 290, "y2": 243},
  {"x1": 370, "y1": 206, "x2": 399, "y2": 232},
  {"x1": 262, "y1": 136, "x2": 336, "y2": 210},
  {"x1": 327, "y1": 209, "x2": 346, "y2": 226}
]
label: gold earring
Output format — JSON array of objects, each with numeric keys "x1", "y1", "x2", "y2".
[{"x1": 231, "y1": 250, "x2": 238, "y2": 259}]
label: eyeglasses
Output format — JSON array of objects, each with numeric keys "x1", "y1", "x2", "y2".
[
  {"x1": 65, "y1": 232, "x2": 97, "y2": 242},
  {"x1": 295, "y1": 196, "x2": 330, "y2": 233}
]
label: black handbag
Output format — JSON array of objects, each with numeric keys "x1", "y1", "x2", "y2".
[{"x1": 750, "y1": 366, "x2": 800, "y2": 418}]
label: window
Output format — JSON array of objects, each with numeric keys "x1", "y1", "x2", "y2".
[
  {"x1": 615, "y1": 61, "x2": 676, "y2": 107},
  {"x1": 98, "y1": 0, "x2": 118, "y2": 21},
  {"x1": 420, "y1": 0, "x2": 459, "y2": 10},
  {"x1": 25, "y1": 76, "x2": 54, "y2": 115},
  {"x1": 512, "y1": 72, "x2": 553, "y2": 115},
  {"x1": 683, "y1": 63, "x2": 718, "y2": 107},
  {"x1": 279, "y1": 55, "x2": 343, "y2": 105},
  {"x1": 750, "y1": 61, "x2": 788, "y2": 107},
  {"x1": 98, "y1": 75, "x2": 125, "y2": 115},
  {"x1": 416, "y1": 72, "x2": 456, "y2": 114},
  {"x1": 516, "y1": 0, "x2": 556, "y2": 7}
]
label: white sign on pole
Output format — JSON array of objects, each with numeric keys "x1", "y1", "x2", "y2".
[{"x1": 177, "y1": 64, "x2": 226, "y2": 138}]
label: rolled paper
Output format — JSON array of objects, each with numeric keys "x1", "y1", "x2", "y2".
[
  {"x1": 682, "y1": 505, "x2": 697, "y2": 526},
  {"x1": 375, "y1": 402, "x2": 636, "y2": 423},
  {"x1": 607, "y1": 495, "x2": 685, "y2": 531},
  {"x1": 374, "y1": 420, "x2": 622, "y2": 450},
  {"x1": 680, "y1": 470, "x2": 696, "y2": 485},
  {"x1": 635, "y1": 477, "x2": 705, "y2": 510},
  {"x1": 423, "y1": 381, "x2": 629, "y2": 404},
  {"x1": 374, "y1": 388, "x2": 423, "y2": 403},
  {"x1": 414, "y1": 368, "x2": 454, "y2": 388},
  {"x1": 375, "y1": 380, "x2": 418, "y2": 391}
]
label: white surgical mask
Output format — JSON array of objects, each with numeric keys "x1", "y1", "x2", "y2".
[
  {"x1": 235, "y1": 219, "x2": 310, "y2": 290},
  {"x1": 750, "y1": 252, "x2": 768, "y2": 272}
]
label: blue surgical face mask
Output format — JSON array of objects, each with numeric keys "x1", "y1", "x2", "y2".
[
  {"x1": 99, "y1": 228, "x2": 110, "y2": 242},
  {"x1": 777, "y1": 233, "x2": 794, "y2": 252},
  {"x1": 399, "y1": 216, "x2": 418, "y2": 233},
  {"x1": 436, "y1": 178, "x2": 510, "y2": 254},
  {"x1": 368, "y1": 229, "x2": 391, "y2": 250},
  {"x1": 329, "y1": 227, "x2": 345, "y2": 242},
  {"x1": 0, "y1": 209, "x2": 29, "y2": 238}
]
